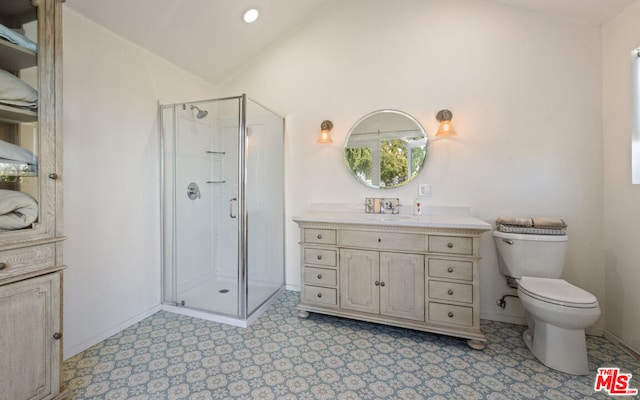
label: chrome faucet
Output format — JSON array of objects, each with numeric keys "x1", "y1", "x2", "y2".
[{"x1": 385, "y1": 201, "x2": 395, "y2": 213}]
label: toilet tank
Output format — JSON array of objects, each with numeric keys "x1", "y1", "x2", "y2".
[{"x1": 493, "y1": 231, "x2": 568, "y2": 279}]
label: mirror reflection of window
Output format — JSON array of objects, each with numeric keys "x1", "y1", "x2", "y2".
[{"x1": 344, "y1": 110, "x2": 428, "y2": 189}]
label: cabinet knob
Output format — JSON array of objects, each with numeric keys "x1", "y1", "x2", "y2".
[
  {"x1": 375, "y1": 281, "x2": 380, "y2": 286},
  {"x1": 317, "y1": 274, "x2": 322, "y2": 280},
  {"x1": 447, "y1": 242, "x2": 454, "y2": 248},
  {"x1": 0, "y1": 262, "x2": 6, "y2": 270},
  {"x1": 48, "y1": 173, "x2": 59, "y2": 180},
  {"x1": 447, "y1": 312, "x2": 454, "y2": 318},
  {"x1": 378, "y1": 238, "x2": 382, "y2": 243},
  {"x1": 317, "y1": 255, "x2": 323, "y2": 260},
  {"x1": 380, "y1": 281, "x2": 385, "y2": 287},
  {"x1": 53, "y1": 332, "x2": 62, "y2": 340},
  {"x1": 317, "y1": 234, "x2": 323, "y2": 239},
  {"x1": 447, "y1": 289, "x2": 454, "y2": 295},
  {"x1": 447, "y1": 267, "x2": 454, "y2": 273},
  {"x1": 317, "y1": 293, "x2": 323, "y2": 298}
]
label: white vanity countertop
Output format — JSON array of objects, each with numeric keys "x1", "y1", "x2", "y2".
[{"x1": 293, "y1": 211, "x2": 492, "y2": 231}]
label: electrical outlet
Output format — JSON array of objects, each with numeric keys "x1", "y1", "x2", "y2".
[{"x1": 418, "y1": 184, "x2": 431, "y2": 197}]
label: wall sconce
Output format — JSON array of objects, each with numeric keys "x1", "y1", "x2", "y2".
[
  {"x1": 435, "y1": 109, "x2": 457, "y2": 137},
  {"x1": 317, "y1": 120, "x2": 334, "y2": 144}
]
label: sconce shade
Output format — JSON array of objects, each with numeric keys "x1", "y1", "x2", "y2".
[
  {"x1": 435, "y1": 109, "x2": 457, "y2": 137},
  {"x1": 317, "y1": 120, "x2": 334, "y2": 144}
]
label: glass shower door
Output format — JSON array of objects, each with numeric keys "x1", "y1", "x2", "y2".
[
  {"x1": 246, "y1": 98, "x2": 285, "y2": 316},
  {"x1": 170, "y1": 98, "x2": 241, "y2": 317}
]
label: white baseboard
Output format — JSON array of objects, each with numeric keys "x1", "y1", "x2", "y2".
[
  {"x1": 604, "y1": 330, "x2": 640, "y2": 361},
  {"x1": 286, "y1": 284, "x2": 300, "y2": 292},
  {"x1": 64, "y1": 304, "x2": 162, "y2": 360}
]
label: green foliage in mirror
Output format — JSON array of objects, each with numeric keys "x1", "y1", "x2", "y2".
[{"x1": 344, "y1": 110, "x2": 428, "y2": 189}]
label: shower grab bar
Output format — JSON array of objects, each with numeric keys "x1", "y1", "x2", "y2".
[{"x1": 230, "y1": 197, "x2": 237, "y2": 218}]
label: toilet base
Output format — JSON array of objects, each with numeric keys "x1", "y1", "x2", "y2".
[{"x1": 523, "y1": 321, "x2": 590, "y2": 375}]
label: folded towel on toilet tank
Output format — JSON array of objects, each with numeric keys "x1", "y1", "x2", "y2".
[
  {"x1": 495, "y1": 216, "x2": 533, "y2": 227},
  {"x1": 531, "y1": 217, "x2": 567, "y2": 229}
]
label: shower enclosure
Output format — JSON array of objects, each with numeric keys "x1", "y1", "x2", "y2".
[{"x1": 160, "y1": 94, "x2": 285, "y2": 325}]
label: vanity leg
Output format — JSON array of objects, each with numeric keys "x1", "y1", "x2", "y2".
[
  {"x1": 297, "y1": 310, "x2": 310, "y2": 318},
  {"x1": 467, "y1": 339, "x2": 486, "y2": 350}
]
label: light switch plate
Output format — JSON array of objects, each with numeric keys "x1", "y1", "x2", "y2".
[{"x1": 418, "y1": 184, "x2": 431, "y2": 196}]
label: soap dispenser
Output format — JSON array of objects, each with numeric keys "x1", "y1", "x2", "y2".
[{"x1": 414, "y1": 198, "x2": 422, "y2": 216}]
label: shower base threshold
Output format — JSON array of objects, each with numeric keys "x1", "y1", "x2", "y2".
[{"x1": 161, "y1": 286, "x2": 285, "y2": 327}]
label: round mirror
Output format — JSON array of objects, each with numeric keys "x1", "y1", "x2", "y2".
[{"x1": 344, "y1": 110, "x2": 428, "y2": 189}]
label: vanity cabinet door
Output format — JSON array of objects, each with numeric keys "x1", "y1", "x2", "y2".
[
  {"x1": 379, "y1": 252, "x2": 425, "y2": 321},
  {"x1": 339, "y1": 248, "x2": 379, "y2": 314},
  {"x1": 0, "y1": 272, "x2": 61, "y2": 400}
]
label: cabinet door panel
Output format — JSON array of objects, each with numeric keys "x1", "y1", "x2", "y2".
[
  {"x1": 380, "y1": 252, "x2": 425, "y2": 321},
  {"x1": 339, "y1": 249, "x2": 379, "y2": 314},
  {"x1": 0, "y1": 272, "x2": 60, "y2": 400}
]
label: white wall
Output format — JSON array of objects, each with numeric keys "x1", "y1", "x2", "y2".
[
  {"x1": 220, "y1": 0, "x2": 605, "y2": 329},
  {"x1": 62, "y1": 8, "x2": 217, "y2": 358},
  {"x1": 602, "y1": 1, "x2": 640, "y2": 354}
]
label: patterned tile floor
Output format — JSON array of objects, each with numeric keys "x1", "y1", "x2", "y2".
[{"x1": 63, "y1": 291, "x2": 640, "y2": 399}]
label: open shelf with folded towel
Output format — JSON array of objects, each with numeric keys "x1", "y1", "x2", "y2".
[
  {"x1": 0, "y1": 40, "x2": 36, "y2": 72},
  {"x1": 0, "y1": 103, "x2": 37, "y2": 123}
]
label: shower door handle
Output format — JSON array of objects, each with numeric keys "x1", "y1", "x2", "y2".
[{"x1": 229, "y1": 197, "x2": 237, "y2": 218}]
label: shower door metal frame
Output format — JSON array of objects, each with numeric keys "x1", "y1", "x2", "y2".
[
  {"x1": 159, "y1": 95, "x2": 247, "y2": 319},
  {"x1": 159, "y1": 94, "x2": 284, "y2": 322}
]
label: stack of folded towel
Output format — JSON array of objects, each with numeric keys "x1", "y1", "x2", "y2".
[
  {"x1": 0, "y1": 68, "x2": 38, "y2": 110},
  {"x1": 496, "y1": 216, "x2": 567, "y2": 235}
]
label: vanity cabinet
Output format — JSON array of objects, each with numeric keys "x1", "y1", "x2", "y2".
[
  {"x1": 0, "y1": 0, "x2": 66, "y2": 399},
  {"x1": 340, "y1": 249, "x2": 425, "y2": 321},
  {"x1": 294, "y1": 213, "x2": 490, "y2": 349}
]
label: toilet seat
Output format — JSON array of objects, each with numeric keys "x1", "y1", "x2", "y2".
[{"x1": 518, "y1": 276, "x2": 598, "y2": 308}]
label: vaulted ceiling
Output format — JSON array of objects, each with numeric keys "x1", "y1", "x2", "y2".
[{"x1": 64, "y1": 0, "x2": 634, "y2": 85}]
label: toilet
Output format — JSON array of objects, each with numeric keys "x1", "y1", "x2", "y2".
[{"x1": 493, "y1": 230, "x2": 600, "y2": 375}]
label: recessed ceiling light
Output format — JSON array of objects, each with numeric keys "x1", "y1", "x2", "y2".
[{"x1": 243, "y1": 8, "x2": 259, "y2": 23}]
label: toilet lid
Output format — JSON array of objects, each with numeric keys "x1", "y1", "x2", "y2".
[{"x1": 518, "y1": 277, "x2": 599, "y2": 308}]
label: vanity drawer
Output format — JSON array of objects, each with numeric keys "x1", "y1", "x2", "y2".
[
  {"x1": 428, "y1": 258, "x2": 473, "y2": 281},
  {"x1": 428, "y1": 280, "x2": 473, "y2": 304},
  {"x1": 428, "y1": 235, "x2": 473, "y2": 255},
  {"x1": 428, "y1": 302, "x2": 473, "y2": 327},
  {"x1": 304, "y1": 229, "x2": 336, "y2": 245},
  {"x1": 0, "y1": 244, "x2": 56, "y2": 282},
  {"x1": 303, "y1": 285, "x2": 337, "y2": 307},
  {"x1": 339, "y1": 230, "x2": 425, "y2": 252},
  {"x1": 303, "y1": 248, "x2": 337, "y2": 267},
  {"x1": 303, "y1": 267, "x2": 337, "y2": 287}
]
